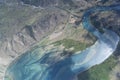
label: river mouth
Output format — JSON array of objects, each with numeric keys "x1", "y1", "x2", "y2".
[{"x1": 4, "y1": 5, "x2": 120, "y2": 80}]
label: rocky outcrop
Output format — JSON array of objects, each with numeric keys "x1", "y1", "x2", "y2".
[
  {"x1": 19, "y1": 0, "x2": 75, "y2": 7},
  {"x1": 0, "y1": 8, "x2": 68, "y2": 57},
  {"x1": 0, "y1": 0, "x2": 119, "y2": 80},
  {"x1": 91, "y1": 10, "x2": 120, "y2": 36},
  {"x1": 0, "y1": 6, "x2": 69, "y2": 79},
  {"x1": 19, "y1": 0, "x2": 120, "y2": 9},
  {"x1": 21, "y1": 0, "x2": 59, "y2": 7}
]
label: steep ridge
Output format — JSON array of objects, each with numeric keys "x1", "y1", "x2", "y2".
[
  {"x1": 0, "y1": 4, "x2": 69, "y2": 79},
  {"x1": 4, "y1": 5, "x2": 120, "y2": 80}
]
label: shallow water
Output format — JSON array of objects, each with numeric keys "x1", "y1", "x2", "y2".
[{"x1": 4, "y1": 5, "x2": 120, "y2": 80}]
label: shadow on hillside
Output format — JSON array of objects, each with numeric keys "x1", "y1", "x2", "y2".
[
  {"x1": 114, "y1": 41, "x2": 120, "y2": 56},
  {"x1": 77, "y1": 70, "x2": 90, "y2": 80}
]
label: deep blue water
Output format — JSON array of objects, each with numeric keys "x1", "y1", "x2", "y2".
[{"x1": 4, "y1": 5, "x2": 120, "y2": 80}]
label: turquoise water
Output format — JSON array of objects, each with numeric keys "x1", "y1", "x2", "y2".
[{"x1": 4, "y1": 5, "x2": 120, "y2": 80}]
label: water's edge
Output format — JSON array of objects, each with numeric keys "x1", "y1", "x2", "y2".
[{"x1": 4, "y1": 5, "x2": 120, "y2": 80}]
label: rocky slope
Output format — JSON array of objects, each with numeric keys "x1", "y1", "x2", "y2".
[
  {"x1": 0, "y1": 1, "x2": 95, "y2": 79},
  {"x1": 0, "y1": 3, "x2": 69, "y2": 79},
  {"x1": 0, "y1": 0, "x2": 120, "y2": 80}
]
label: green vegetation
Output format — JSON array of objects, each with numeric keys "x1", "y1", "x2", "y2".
[
  {"x1": 78, "y1": 55, "x2": 117, "y2": 80},
  {"x1": 53, "y1": 39, "x2": 117, "y2": 80},
  {"x1": 53, "y1": 39, "x2": 91, "y2": 52}
]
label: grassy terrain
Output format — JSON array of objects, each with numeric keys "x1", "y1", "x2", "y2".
[
  {"x1": 53, "y1": 38, "x2": 117, "y2": 80},
  {"x1": 78, "y1": 55, "x2": 117, "y2": 80},
  {"x1": 53, "y1": 39, "x2": 92, "y2": 52}
]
